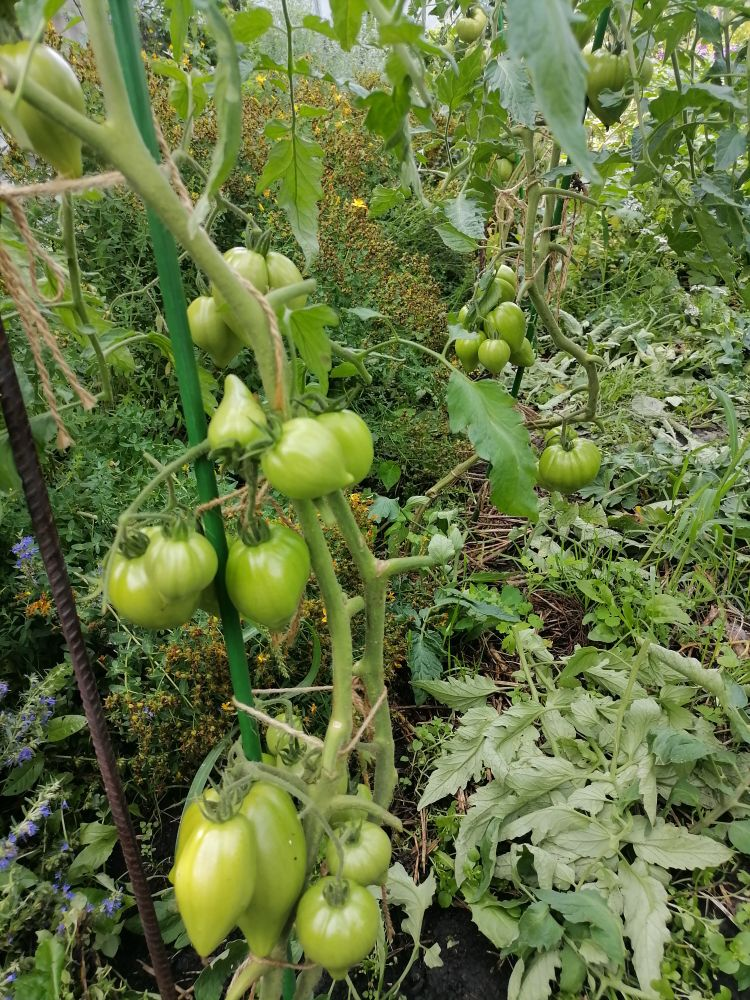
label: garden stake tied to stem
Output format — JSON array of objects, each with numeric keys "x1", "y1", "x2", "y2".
[{"x1": 0, "y1": 316, "x2": 177, "y2": 1000}]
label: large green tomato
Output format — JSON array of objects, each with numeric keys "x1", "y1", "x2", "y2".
[
  {"x1": 0, "y1": 43, "x2": 85, "y2": 178},
  {"x1": 225, "y1": 524, "x2": 311, "y2": 630},
  {"x1": 489, "y1": 302, "x2": 526, "y2": 351},
  {"x1": 316, "y1": 410, "x2": 374, "y2": 485},
  {"x1": 236, "y1": 782, "x2": 306, "y2": 957},
  {"x1": 187, "y1": 296, "x2": 242, "y2": 368},
  {"x1": 537, "y1": 437, "x2": 602, "y2": 494},
  {"x1": 168, "y1": 788, "x2": 220, "y2": 884},
  {"x1": 585, "y1": 51, "x2": 631, "y2": 126},
  {"x1": 510, "y1": 339, "x2": 536, "y2": 367},
  {"x1": 478, "y1": 338, "x2": 511, "y2": 375},
  {"x1": 455, "y1": 332, "x2": 484, "y2": 373},
  {"x1": 212, "y1": 247, "x2": 269, "y2": 344},
  {"x1": 107, "y1": 531, "x2": 198, "y2": 629},
  {"x1": 266, "y1": 251, "x2": 307, "y2": 308},
  {"x1": 261, "y1": 417, "x2": 354, "y2": 499},
  {"x1": 143, "y1": 525, "x2": 218, "y2": 602},
  {"x1": 326, "y1": 821, "x2": 392, "y2": 887},
  {"x1": 295, "y1": 877, "x2": 380, "y2": 980},
  {"x1": 455, "y1": 8, "x2": 487, "y2": 42},
  {"x1": 207, "y1": 374, "x2": 268, "y2": 453},
  {"x1": 174, "y1": 813, "x2": 257, "y2": 957}
]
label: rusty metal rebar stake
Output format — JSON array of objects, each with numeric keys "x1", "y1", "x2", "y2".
[{"x1": 0, "y1": 317, "x2": 177, "y2": 1000}]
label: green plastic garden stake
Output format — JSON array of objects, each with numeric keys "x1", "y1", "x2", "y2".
[{"x1": 107, "y1": 0, "x2": 261, "y2": 763}]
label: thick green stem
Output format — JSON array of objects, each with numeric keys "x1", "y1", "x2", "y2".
[{"x1": 60, "y1": 193, "x2": 112, "y2": 402}]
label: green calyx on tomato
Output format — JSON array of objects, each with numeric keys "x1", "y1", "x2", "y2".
[
  {"x1": 485, "y1": 301, "x2": 526, "y2": 352},
  {"x1": 455, "y1": 7, "x2": 487, "y2": 42},
  {"x1": 295, "y1": 877, "x2": 380, "y2": 980},
  {"x1": 174, "y1": 811, "x2": 257, "y2": 957},
  {"x1": 236, "y1": 782, "x2": 306, "y2": 958},
  {"x1": 478, "y1": 338, "x2": 511, "y2": 375},
  {"x1": 187, "y1": 296, "x2": 242, "y2": 368},
  {"x1": 455, "y1": 332, "x2": 485, "y2": 373},
  {"x1": 265, "y1": 711, "x2": 304, "y2": 757},
  {"x1": 537, "y1": 435, "x2": 602, "y2": 494},
  {"x1": 143, "y1": 521, "x2": 218, "y2": 603},
  {"x1": 326, "y1": 821, "x2": 392, "y2": 887},
  {"x1": 226, "y1": 523, "x2": 311, "y2": 630},
  {"x1": 207, "y1": 374, "x2": 268, "y2": 455},
  {"x1": 261, "y1": 416, "x2": 360, "y2": 500},
  {"x1": 0, "y1": 42, "x2": 85, "y2": 178},
  {"x1": 107, "y1": 528, "x2": 198, "y2": 630}
]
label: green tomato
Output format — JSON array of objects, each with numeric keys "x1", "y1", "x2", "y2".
[
  {"x1": 168, "y1": 788, "x2": 220, "y2": 884},
  {"x1": 496, "y1": 264, "x2": 517, "y2": 290},
  {"x1": 510, "y1": 339, "x2": 536, "y2": 367},
  {"x1": 455, "y1": 8, "x2": 487, "y2": 42},
  {"x1": 457, "y1": 304, "x2": 471, "y2": 327},
  {"x1": 326, "y1": 821, "x2": 392, "y2": 887},
  {"x1": 455, "y1": 333, "x2": 484, "y2": 373},
  {"x1": 236, "y1": 782, "x2": 306, "y2": 957},
  {"x1": 143, "y1": 525, "x2": 217, "y2": 603},
  {"x1": 585, "y1": 50, "x2": 631, "y2": 126},
  {"x1": 0, "y1": 43, "x2": 85, "y2": 178},
  {"x1": 537, "y1": 437, "x2": 602, "y2": 494},
  {"x1": 187, "y1": 296, "x2": 242, "y2": 368},
  {"x1": 478, "y1": 338, "x2": 511, "y2": 375},
  {"x1": 478, "y1": 275, "x2": 514, "y2": 317},
  {"x1": 295, "y1": 877, "x2": 380, "y2": 980},
  {"x1": 266, "y1": 251, "x2": 307, "y2": 308},
  {"x1": 207, "y1": 374, "x2": 268, "y2": 453},
  {"x1": 266, "y1": 712, "x2": 304, "y2": 756},
  {"x1": 212, "y1": 247, "x2": 270, "y2": 344},
  {"x1": 174, "y1": 812, "x2": 257, "y2": 957},
  {"x1": 638, "y1": 55, "x2": 654, "y2": 86},
  {"x1": 316, "y1": 410, "x2": 374, "y2": 486},
  {"x1": 226, "y1": 524, "x2": 311, "y2": 630},
  {"x1": 491, "y1": 157, "x2": 513, "y2": 186},
  {"x1": 107, "y1": 531, "x2": 198, "y2": 629},
  {"x1": 261, "y1": 417, "x2": 354, "y2": 499},
  {"x1": 490, "y1": 302, "x2": 526, "y2": 351}
]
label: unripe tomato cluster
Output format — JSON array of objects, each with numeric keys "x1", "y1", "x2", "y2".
[
  {"x1": 188, "y1": 246, "x2": 306, "y2": 367},
  {"x1": 454, "y1": 263, "x2": 536, "y2": 377},
  {"x1": 108, "y1": 374, "x2": 374, "y2": 634}
]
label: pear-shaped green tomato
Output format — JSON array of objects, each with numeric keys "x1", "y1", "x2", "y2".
[
  {"x1": 316, "y1": 410, "x2": 374, "y2": 485},
  {"x1": 491, "y1": 302, "x2": 526, "y2": 352},
  {"x1": 187, "y1": 296, "x2": 242, "y2": 367},
  {"x1": 225, "y1": 524, "x2": 311, "y2": 630},
  {"x1": 266, "y1": 251, "x2": 307, "y2": 308},
  {"x1": 510, "y1": 339, "x2": 536, "y2": 368},
  {"x1": 492, "y1": 157, "x2": 513, "y2": 185},
  {"x1": 0, "y1": 43, "x2": 85, "y2": 178},
  {"x1": 168, "y1": 789, "x2": 220, "y2": 884},
  {"x1": 455, "y1": 7, "x2": 487, "y2": 42},
  {"x1": 261, "y1": 418, "x2": 354, "y2": 499},
  {"x1": 496, "y1": 264, "x2": 517, "y2": 291},
  {"x1": 143, "y1": 527, "x2": 218, "y2": 602},
  {"x1": 455, "y1": 333, "x2": 484, "y2": 373},
  {"x1": 478, "y1": 338, "x2": 511, "y2": 374},
  {"x1": 107, "y1": 530, "x2": 198, "y2": 630},
  {"x1": 207, "y1": 374, "x2": 268, "y2": 453}
]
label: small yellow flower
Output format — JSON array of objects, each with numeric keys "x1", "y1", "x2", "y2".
[
  {"x1": 351, "y1": 198, "x2": 367, "y2": 211},
  {"x1": 263, "y1": 188, "x2": 271, "y2": 198},
  {"x1": 257, "y1": 652, "x2": 268, "y2": 664},
  {"x1": 221, "y1": 701, "x2": 234, "y2": 712},
  {"x1": 256, "y1": 74, "x2": 267, "y2": 85},
  {"x1": 350, "y1": 493, "x2": 361, "y2": 504},
  {"x1": 321, "y1": 610, "x2": 328, "y2": 624}
]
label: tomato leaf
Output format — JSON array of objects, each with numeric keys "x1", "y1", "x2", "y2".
[
  {"x1": 191, "y1": 0, "x2": 242, "y2": 229},
  {"x1": 435, "y1": 223, "x2": 477, "y2": 254},
  {"x1": 166, "y1": 0, "x2": 193, "y2": 61},
  {"x1": 285, "y1": 304, "x2": 337, "y2": 393},
  {"x1": 386, "y1": 863, "x2": 436, "y2": 945},
  {"x1": 485, "y1": 54, "x2": 536, "y2": 129},
  {"x1": 231, "y1": 8, "x2": 274, "y2": 44},
  {"x1": 257, "y1": 125, "x2": 324, "y2": 264},
  {"x1": 446, "y1": 373, "x2": 538, "y2": 519},
  {"x1": 506, "y1": 0, "x2": 597, "y2": 181},
  {"x1": 329, "y1": 0, "x2": 366, "y2": 51},
  {"x1": 369, "y1": 185, "x2": 406, "y2": 219}
]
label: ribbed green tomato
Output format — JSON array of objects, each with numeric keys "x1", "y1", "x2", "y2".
[
  {"x1": 456, "y1": 8, "x2": 487, "y2": 42},
  {"x1": 174, "y1": 812, "x2": 257, "y2": 957},
  {"x1": 478, "y1": 338, "x2": 511, "y2": 375},
  {"x1": 207, "y1": 374, "x2": 268, "y2": 453},
  {"x1": 496, "y1": 264, "x2": 517, "y2": 291},
  {"x1": 143, "y1": 526, "x2": 218, "y2": 602},
  {"x1": 316, "y1": 410, "x2": 374, "y2": 485},
  {"x1": 585, "y1": 50, "x2": 631, "y2": 126},
  {"x1": 295, "y1": 877, "x2": 380, "y2": 980},
  {"x1": 490, "y1": 302, "x2": 526, "y2": 351},
  {"x1": 537, "y1": 437, "x2": 602, "y2": 494},
  {"x1": 225, "y1": 524, "x2": 311, "y2": 630},
  {"x1": 455, "y1": 333, "x2": 484, "y2": 373},
  {"x1": 266, "y1": 251, "x2": 307, "y2": 308},
  {"x1": 236, "y1": 782, "x2": 306, "y2": 957},
  {"x1": 187, "y1": 296, "x2": 242, "y2": 367},
  {"x1": 0, "y1": 43, "x2": 85, "y2": 178},
  {"x1": 326, "y1": 821, "x2": 392, "y2": 887},
  {"x1": 168, "y1": 788, "x2": 220, "y2": 884},
  {"x1": 107, "y1": 531, "x2": 198, "y2": 629},
  {"x1": 491, "y1": 157, "x2": 513, "y2": 186},
  {"x1": 261, "y1": 418, "x2": 354, "y2": 499}
]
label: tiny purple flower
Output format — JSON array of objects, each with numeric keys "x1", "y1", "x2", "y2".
[
  {"x1": 60, "y1": 842, "x2": 69, "y2": 853},
  {"x1": 0, "y1": 681, "x2": 8, "y2": 699},
  {"x1": 61, "y1": 800, "x2": 69, "y2": 811},
  {"x1": 38, "y1": 802, "x2": 51, "y2": 818},
  {"x1": 4, "y1": 973, "x2": 16, "y2": 983},
  {"x1": 19, "y1": 820, "x2": 38, "y2": 839},
  {"x1": 0, "y1": 858, "x2": 10, "y2": 871},
  {"x1": 102, "y1": 895, "x2": 122, "y2": 917},
  {"x1": 56, "y1": 923, "x2": 65, "y2": 935},
  {"x1": 15, "y1": 747, "x2": 33, "y2": 764},
  {"x1": 7, "y1": 834, "x2": 16, "y2": 846}
]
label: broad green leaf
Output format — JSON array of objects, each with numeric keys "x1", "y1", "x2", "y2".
[
  {"x1": 413, "y1": 675, "x2": 499, "y2": 711},
  {"x1": 68, "y1": 824, "x2": 118, "y2": 880},
  {"x1": 692, "y1": 208, "x2": 737, "y2": 289},
  {"x1": 508, "y1": 951, "x2": 561, "y2": 1000},
  {"x1": 408, "y1": 629, "x2": 443, "y2": 702},
  {"x1": 1, "y1": 756, "x2": 44, "y2": 795},
  {"x1": 728, "y1": 820, "x2": 750, "y2": 855},
  {"x1": 506, "y1": 0, "x2": 597, "y2": 180},
  {"x1": 301, "y1": 14, "x2": 338, "y2": 40},
  {"x1": 650, "y1": 727, "x2": 725, "y2": 765},
  {"x1": 192, "y1": 0, "x2": 242, "y2": 228},
  {"x1": 359, "y1": 81, "x2": 412, "y2": 159},
  {"x1": 231, "y1": 7, "x2": 274, "y2": 43},
  {"x1": 46, "y1": 714, "x2": 87, "y2": 742},
  {"x1": 369, "y1": 185, "x2": 406, "y2": 219},
  {"x1": 619, "y1": 859, "x2": 671, "y2": 996},
  {"x1": 537, "y1": 888, "x2": 625, "y2": 963},
  {"x1": 444, "y1": 192, "x2": 486, "y2": 240},
  {"x1": 194, "y1": 941, "x2": 248, "y2": 1000},
  {"x1": 436, "y1": 44, "x2": 485, "y2": 108},
  {"x1": 286, "y1": 304, "x2": 337, "y2": 393},
  {"x1": 257, "y1": 128, "x2": 324, "y2": 263},
  {"x1": 625, "y1": 816, "x2": 733, "y2": 870},
  {"x1": 484, "y1": 55, "x2": 536, "y2": 129},
  {"x1": 715, "y1": 126, "x2": 746, "y2": 170},
  {"x1": 517, "y1": 901, "x2": 565, "y2": 950},
  {"x1": 469, "y1": 894, "x2": 520, "y2": 949},
  {"x1": 386, "y1": 863, "x2": 435, "y2": 943},
  {"x1": 329, "y1": 0, "x2": 366, "y2": 50},
  {"x1": 417, "y1": 705, "x2": 501, "y2": 809},
  {"x1": 167, "y1": 0, "x2": 193, "y2": 61},
  {"x1": 446, "y1": 374, "x2": 538, "y2": 518},
  {"x1": 379, "y1": 21, "x2": 422, "y2": 45},
  {"x1": 435, "y1": 223, "x2": 477, "y2": 254}
]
